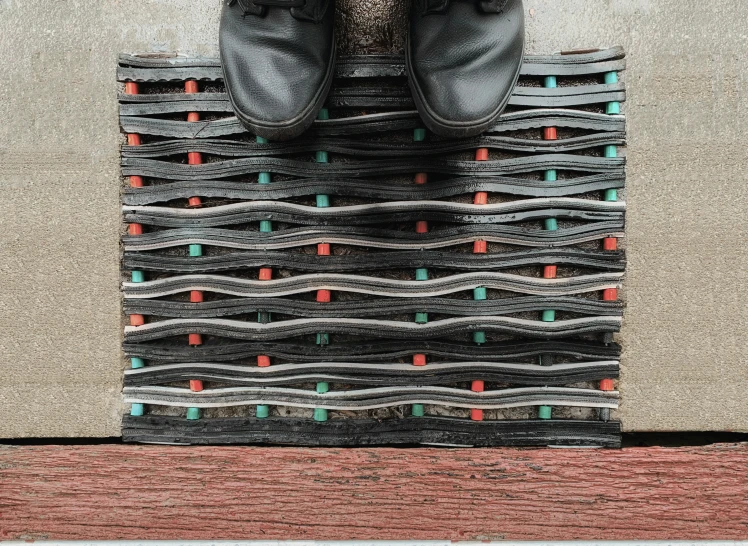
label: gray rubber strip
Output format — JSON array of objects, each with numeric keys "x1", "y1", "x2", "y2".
[
  {"x1": 121, "y1": 415, "x2": 622, "y2": 447},
  {"x1": 123, "y1": 316, "x2": 622, "y2": 342},
  {"x1": 123, "y1": 198, "x2": 626, "y2": 228},
  {"x1": 122, "y1": 222, "x2": 627, "y2": 251},
  {"x1": 123, "y1": 360, "x2": 620, "y2": 388},
  {"x1": 121, "y1": 154, "x2": 625, "y2": 180},
  {"x1": 123, "y1": 295, "x2": 623, "y2": 319},
  {"x1": 123, "y1": 248, "x2": 626, "y2": 273},
  {"x1": 122, "y1": 271, "x2": 624, "y2": 298},
  {"x1": 122, "y1": 174, "x2": 626, "y2": 205}
]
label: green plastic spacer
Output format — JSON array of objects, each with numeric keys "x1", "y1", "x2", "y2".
[
  {"x1": 260, "y1": 220, "x2": 273, "y2": 232},
  {"x1": 131, "y1": 357, "x2": 145, "y2": 369},
  {"x1": 316, "y1": 194, "x2": 330, "y2": 207},
  {"x1": 130, "y1": 403, "x2": 144, "y2": 417},
  {"x1": 413, "y1": 128, "x2": 426, "y2": 142},
  {"x1": 538, "y1": 405, "x2": 552, "y2": 420},
  {"x1": 542, "y1": 309, "x2": 556, "y2": 322},
  {"x1": 316, "y1": 333, "x2": 329, "y2": 345},
  {"x1": 186, "y1": 407, "x2": 201, "y2": 420},
  {"x1": 189, "y1": 244, "x2": 202, "y2": 257},
  {"x1": 473, "y1": 286, "x2": 487, "y2": 300},
  {"x1": 412, "y1": 404, "x2": 424, "y2": 417},
  {"x1": 415, "y1": 312, "x2": 428, "y2": 324},
  {"x1": 256, "y1": 405, "x2": 269, "y2": 419},
  {"x1": 604, "y1": 189, "x2": 618, "y2": 202},
  {"x1": 131, "y1": 270, "x2": 145, "y2": 283},
  {"x1": 473, "y1": 331, "x2": 486, "y2": 344},
  {"x1": 544, "y1": 218, "x2": 558, "y2": 231},
  {"x1": 313, "y1": 408, "x2": 328, "y2": 421}
]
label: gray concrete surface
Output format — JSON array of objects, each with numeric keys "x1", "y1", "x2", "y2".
[{"x1": 0, "y1": 0, "x2": 745, "y2": 437}]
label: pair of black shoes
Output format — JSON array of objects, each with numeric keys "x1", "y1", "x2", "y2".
[{"x1": 219, "y1": 0, "x2": 524, "y2": 140}]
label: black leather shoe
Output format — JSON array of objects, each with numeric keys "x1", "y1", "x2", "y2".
[
  {"x1": 219, "y1": 0, "x2": 335, "y2": 140},
  {"x1": 407, "y1": 0, "x2": 525, "y2": 138}
]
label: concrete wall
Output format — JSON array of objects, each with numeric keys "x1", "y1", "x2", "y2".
[{"x1": 0, "y1": 0, "x2": 745, "y2": 437}]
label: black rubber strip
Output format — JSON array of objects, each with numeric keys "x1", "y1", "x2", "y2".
[
  {"x1": 123, "y1": 339, "x2": 621, "y2": 363},
  {"x1": 117, "y1": 47, "x2": 625, "y2": 81},
  {"x1": 123, "y1": 360, "x2": 620, "y2": 388},
  {"x1": 120, "y1": 109, "x2": 625, "y2": 139},
  {"x1": 121, "y1": 133, "x2": 626, "y2": 158},
  {"x1": 121, "y1": 154, "x2": 625, "y2": 180},
  {"x1": 123, "y1": 384, "x2": 618, "y2": 410},
  {"x1": 123, "y1": 198, "x2": 625, "y2": 228},
  {"x1": 122, "y1": 222, "x2": 627, "y2": 251},
  {"x1": 121, "y1": 415, "x2": 622, "y2": 447},
  {"x1": 122, "y1": 272, "x2": 623, "y2": 299},
  {"x1": 123, "y1": 295, "x2": 623, "y2": 319},
  {"x1": 123, "y1": 248, "x2": 625, "y2": 274}
]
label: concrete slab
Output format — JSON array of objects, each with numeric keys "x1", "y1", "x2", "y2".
[{"x1": 0, "y1": 0, "x2": 745, "y2": 437}]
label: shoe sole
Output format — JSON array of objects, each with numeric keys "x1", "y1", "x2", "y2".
[
  {"x1": 405, "y1": 33, "x2": 524, "y2": 138},
  {"x1": 222, "y1": 38, "x2": 337, "y2": 142}
]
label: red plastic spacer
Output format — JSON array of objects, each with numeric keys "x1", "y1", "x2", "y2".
[
  {"x1": 257, "y1": 355, "x2": 271, "y2": 367},
  {"x1": 316, "y1": 289, "x2": 331, "y2": 303},
  {"x1": 128, "y1": 223, "x2": 143, "y2": 236},
  {"x1": 190, "y1": 290, "x2": 203, "y2": 303},
  {"x1": 188, "y1": 196, "x2": 202, "y2": 207},
  {"x1": 124, "y1": 81, "x2": 139, "y2": 95},
  {"x1": 185, "y1": 80, "x2": 199, "y2": 94},
  {"x1": 471, "y1": 409, "x2": 484, "y2": 421},
  {"x1": 604, "y1": 237, "x2": 618, "y2": 251},
  {"x1": 189, "y1": 379, "x2": 204, "y2": 392},
  {"x1": 127, "y1": 134, "x2": 141, "y2": 146},
  {"x1": 475, "y1": 148, "x2": 489, "y2": 161},
  {"x1": 413, "y1": 353, "x2": 427, "y2": 366},
  {"x1": 473, "y1": 191, "x2": 488, "y2": 205},
  {"x1": 600, "y1": 378, "x2": 615, "y2": 391},
  {"x1": 129, "y1": 175, "x2": 144, "y2": 188},
  {"x1": 258, "y1": 267, "x2": 273, "y2": 281},
  {"x1": 471, "y1": 380, "x2": 485, "y2": 392},
  {"x1": 544, "y1": 265, "x2": 557, "y2": 279},
  {"x1": 603, "y1": 288, "x2": 618, "y2": 301},
  {"x1": 416, "y1": 220, "x2": 428, "y2": 233},
  {"x1": 544, "y1": 127, "x2": 558, "y2": 140},
  {"x1": 473, "y1": 240, "x2": 487, "y2": 254},
  {"x1": 188, "y1": 151, "x2": 202, "y2": 165},
  {"x1": 415, "y1": 172, "x2": 428, "y2": 185},
  {"x1": 317, "y1": 243, "x2": 330, "y2": 256},
  {"x1": 188, "y1": 333, "x2": 203, "y2": 346},
  {"x1": 129, "y1": 314, "x2": 144, "y2": 327}
]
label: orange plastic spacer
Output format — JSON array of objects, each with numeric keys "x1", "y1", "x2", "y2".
[
  {"x1": 317, "y1": 243, "x2": 330, "y2": 256},
  {"x1": 124, "y1": 81, "x2": 139, "y2": 95},
  {"x1": 414, "y1": 172, "x2": 428, "y2": 185},
  {"x1": 473, "y1": 191, "x2": 488, "y2": 205},
  {"x1": 413, "y1": 353, "x2": 427, "y2": 366},
  {"x1": 258, "y1": 268, "x2": 273, "y2": 281},
  {"x1": 127, "y1": 134, "x2": 141, "y2": 146},
  {"x1": 603, "y1": 288, "x2": 618, "y2": 301},
  {"x1": 189, "y1": 379, "x2": 204, "y2": 392},
  {"x1": 188, "y1": 151, "x2": 202, "y2": 165},
  {"x1": 188, "y1": 196, "x2": 202, "y2": 207},
  {"x1": 416, "y1": 220, "x2": 428, "y2": 233},
  {"x1": 475, "y1": 148, "x2": 489, "y2": 161},
  {"x1": 190, "y1": 290, "x2": 203, "y2": 303},
  {"x1": 473, "y1": 240, "x2": 487, "y2": 254},
  {"x1": 544, "y1": 127, "x2": 558, "y2": 140},
  {"x1": 544, "y1": 265, "x2": 557, "y2": 279},
  {"x1": 128, "y1": 223, "x2": 143, "y2": 236},
  {"x1": 604, "y1": 237, "x2": 618, "y2": 251},
  {"x1": 187, "y1": 112, "x2": 200, "y2": 123},
  {"x1": 129, "y1": 314, "x2": 144, "y2": 327},
  {"x1": 129, "y1": 175, "x2": 144, "y2": 188},
  {"x1": 316, "y1": 289, "x2": 331, "y2": 303},
  {"x1": 600, "y1": 378, "x2": 615, "y2": 391},
  {"x1": 257, "y1": 355, "x2": 271, "y2": 367},
  {"x1": 188, "y1": 333, "x2": 203, "y2": 346},
  {"x1": 185, "y1": 80, "x2": 199, "y2": 94}
]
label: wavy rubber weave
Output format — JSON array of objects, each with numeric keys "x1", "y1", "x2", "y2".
[{"x1": 120, "y1": 46, "x2": 627, "y2": 446}]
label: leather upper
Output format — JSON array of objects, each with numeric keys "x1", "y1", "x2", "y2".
[
  {"x1": 408, "y1": 0, "x2": 525, "y2": 133},
  {"x1": 219, "y1": 0, "x2": 335, "y2": 130}
]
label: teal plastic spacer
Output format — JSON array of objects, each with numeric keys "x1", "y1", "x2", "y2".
[
  {"x1": 538, "y1": 405, "x2": 552, "y2": 419},
  {"x1": 131, "y1": 357, "x2": 145, "y2": 369},
  {"x1": 316, "y1": 194, "x2": 330, "y2": 207},
  {"x1": 604, "y1": 72, "x2": 621, "y2": 114},
  {"x1": 260, "y1": 220, "x2": 273, "y2": 232},
  {"x1": 189, "y1": 244, "x2": 202, "y2": 257},
  {"x1": 313, "y1": 408, "x2": 328, "y2": 422},
  {"x1": 412, "y1": 404, "x2": 424, "y2": 417},
  {"x1": 316, "y1": 150, "x2": 329, "y2": 163},
  {"x1": 544, "y1": 218, "x2": 558, "y2": 231},
  {"x1": 130, "y1": 403, "x2": 144, "y2": 417},
  {"x1": 544, "y1": 170, "x2": 557, "y2": 182},
  {"x1": 604, "y1": 145, "x2": 617, "y2": 158},
  {"x1": 317, "y1": 382, "x2": 329, "y2": 394},
  {"x1": 415, "y1": 268, "x2": 429, "y2": 281},
  {"x1": 604, "y1": 189, "x2": 618, "y2": 201},
  {"x1": 131, "y1": 270, "x2": 145, "y2": 283},
  {"x1": 317, "y1": 108, "x2": 330, "y2": 121},
  {"x1": 473, "y1": 286, "x2": 487, "y2": 300},
  {"x1": 473, "y1": 331, "x2": 486, "y2": 344},
  {"x1": 542, "y1": 309, "x2": 556, "y2": 322},
  {"x1": 415, "y1": 312, "x2": 428, "y2": 324},
  {"x1": 256, "y1": 136, "x2": 269, "y2": 144},
  {"x1": 186, "y1": 407, "x2": 201, "y2": 420},
  {"x1": 258, "y1": 172, "x2": 271, "y2": 184},
  {"x1": 256, "y1": 405, "x2": 269, "y2": 419},
  {"x1": 316, "y1": 333, "x2": 329, "y2": 345},
  {"x1": 544, "y1": 75, "x2": 557, "y2": 89},
  {"x1": 413, "y1": 128, "x2": 426, "y2": 142}
]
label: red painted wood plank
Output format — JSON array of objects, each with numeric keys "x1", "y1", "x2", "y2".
[{"x1": 1, "y1": 444, "x2": 746, "y2": 540}]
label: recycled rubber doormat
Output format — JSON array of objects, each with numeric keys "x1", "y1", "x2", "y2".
[{"x1": 119, "y1": 47, "x2": 627, "y2": 447}]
